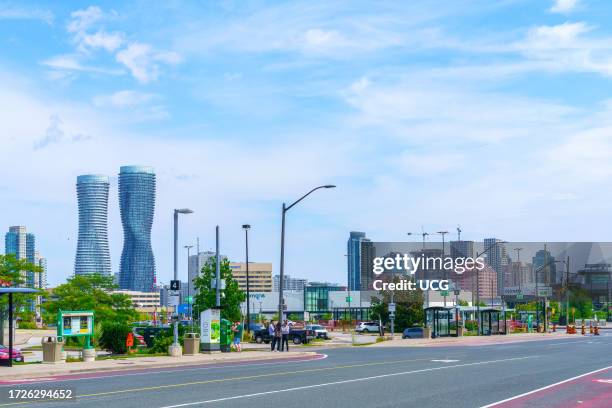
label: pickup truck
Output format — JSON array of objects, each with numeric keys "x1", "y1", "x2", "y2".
[{"x1": 253, "y1": 327, "x2": 315, "y2": 345}]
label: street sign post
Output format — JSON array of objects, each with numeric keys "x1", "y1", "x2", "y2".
[
  {"x1": 170, "y1": 280, "x2": 180, "y2": 290},
  {"x1": 388, "y1": 303, "x2": 396, "y2": 313}
]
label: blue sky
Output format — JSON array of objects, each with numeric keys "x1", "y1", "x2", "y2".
[{"x1": 2, "y1": 0, "x2": 612, "y2": 286}]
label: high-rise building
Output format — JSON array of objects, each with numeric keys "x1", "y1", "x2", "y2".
[
  {"x1": 450, "y1": 240, "x2": 474, "y2": 259},
  {"x1": 74, "y1": 175, "x2": 111, "y2": 276},
  {"x1": 5, "y1": 226, "x2": 36, "y2": 287},
  {"x1": 273, "y1": 274, "x2": 307, "y2": 292},
  {"x1": 35, "y1": 251, "x2": 47, "y2": 289},
  {"x1": 359, "y1": 240, "x2": 376, "y2": 291},
  {"x1": 533, "y1": 249, "x2": 556, "y2": 285},
  {"x1": 484, "y1": 238, "x2": 507, "y2": 294},
  {"x1": 118, "y1": 166, "x2": 156, "y2": 292},
  {"x1": 230, "y1": 262, "x2": 273, "y2": 292},
  {"x1": 347, "y1": 231, "x2": 370, "y2": 291}
]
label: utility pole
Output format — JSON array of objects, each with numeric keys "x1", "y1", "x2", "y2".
[
  {"x1": 215, "y1": 226, "x2": 221, "y2": 307},
  {"x1": 242, "y1": 224, "x2": 251, "y2": 333}
]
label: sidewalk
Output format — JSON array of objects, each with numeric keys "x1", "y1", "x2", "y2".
[
  {"x1": 370, "y1": 331, "x2": 591, "y2": 348},
  {"x1": 1, "y1": 351, "x2": 319, "y2": 380}
]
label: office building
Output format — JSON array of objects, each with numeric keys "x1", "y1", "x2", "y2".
[
  {"x1": 74, "y1": 175, "x2": 112, "y2": 276},
  {"x1": 273, "y1": 274, "x2": 307, "y2": 292},
  {"x1": 347, "y1": 231, "x2": 370, "y2": 291},
  {"x1": 118, "y1": 166, "x2": 156, "y2": 292},
  {"x1": 113, "y1": 290, "x2": 160, "y2": 312},
  {"x1": 188, "y1": 251, "x2": 226, "y2": 294},
  {"x1": 230, "y1": 262, "x2": 272, "y2": 292},
  {"x1": 359, "y1": 240, "x2": 376, "y2": 291}
]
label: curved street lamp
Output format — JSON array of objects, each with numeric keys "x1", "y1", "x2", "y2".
[{"x1": 278, "y1": 185, "x2": 336, "y2": 322}]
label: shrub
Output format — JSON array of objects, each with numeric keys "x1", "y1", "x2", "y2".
[
  {"x1": 99, "y1": 321, "x2": 132, "y2": 354},
  {"x1": 149, "y1": 333, "x2": 175, "y2": 354}
]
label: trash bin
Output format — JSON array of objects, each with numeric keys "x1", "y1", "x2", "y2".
[
  {"x1": 183, "y1": 333, "x2": 200, "y2": 355},
  {"x1": 220, "y1": 319, "x2": 232, "y2": 352},
  {"x1": 42, "y1": 336, "x2": 64, "y2": 364}
]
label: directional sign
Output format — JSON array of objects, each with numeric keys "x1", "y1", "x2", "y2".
[
  {"x1": 170, "y1": 280, "x2": 180, "y2": 290},
  {"x1": 440, "y1": 290, "x2": 449, "y2": 297},
  {"x1": 184, "y1": 296, "x2": 193, "y2": 303},
  {"x1": 537, "y1": 287, "x2": 552, "y2": 297},
  {"x1": 454, "y1": 290, "x2": 461, "y2": 296},
  {"x1": 516, "y1": 293, "x2": 524, "y2": 300},
  {"x1": 346, "y1": 296, "x2": 352, "y2": 303}
]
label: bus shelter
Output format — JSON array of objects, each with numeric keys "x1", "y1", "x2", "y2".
[
  {"x1": 479, "y1": 308, "x2": 507, "y2": 335},
  {"x1": 0, "y1": 287, "x2": 39, "y2": 367},
  {"x1": 425, "y1": 307, "x2": 457, "y2": 338}
]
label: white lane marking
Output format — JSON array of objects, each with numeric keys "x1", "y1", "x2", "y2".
[
  {"x1": 0, "y1": 354, "x2": 327, "y2": 387},
  {"x1": 431, "y1": 359, "x2": 459, "y2": 363},
  {"x1": 158, "y1": 356, "x2": 537, "y2": 408},
  {"x1": 480, "y1": 365, "x2": 612, "y2": 408}
]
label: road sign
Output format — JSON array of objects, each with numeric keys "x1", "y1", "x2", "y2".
[
  {"x1": 169, "y1": 294, "x2": 180, "y2": 307},
  {"x1": 454, "y1": 290, "x2": 460, "y2": 296},
  {"x1": 440, "y1": 290, "x2": 449, "y2": 297},
  {"x1": 346, "y1": 296, "x2": 352, "y2": 302},
  {"x1": 516, "y1": 293, "x2": 524, "y2": 300},
  {"x1": 388, "y1": 303, "x2": 396, "y2": 312},
  {"x1": 170, "y1": 280, "x2": 180, "y2": 290},
  {"x1": 185, "y1": 296, "x2": 193, "y2": 303},
  {"x1": 537, "y1": 287, "x2": 552, "y2": 297}
]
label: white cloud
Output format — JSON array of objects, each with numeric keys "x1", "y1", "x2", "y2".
[
  {"x1": 550, "y1": 0, "x2": 580, "y2": 13},
  {"x1": 93, "y1": 90, "x2": 158, "y2": 108},
  {"x1": 79, "y1": 30, "x2": 124, "y2": 52},
  {"x1": 526, "y1": 22, "x2": 591, "y2": 49},
  {"x1": 0, "y1": 2, "x2": 53, "y2": 24},
  {"x1": 116, "y1": 42, "x2": 182, "y2": 83},
  {"x1": 41, "y1": 55, "x2": 123, "y2": 75},
  {"x1": 67, "y1": 6, "x2": 105, "y2": 33}
]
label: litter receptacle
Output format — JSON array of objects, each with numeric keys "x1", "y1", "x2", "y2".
[
  {"x1": 42, "y1": 336, "x2": 64, "y2": 364},
  {"x1": 183, "y1": 333, "x2": 200, "y2": 355}
]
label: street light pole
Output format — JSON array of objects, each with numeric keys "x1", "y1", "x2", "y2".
[
  {"x1": 172, "y1": 208, "x2": 193, "y2": 355},
  {"x1": 278, "y1": 185, "x2": 336, "y2": 323},
  {"x1": 184, "y1": 245, "x2": 193, "y2": 331},
  {"x1": 242, "y1": 224, "x2": 251, "y2": 333}
]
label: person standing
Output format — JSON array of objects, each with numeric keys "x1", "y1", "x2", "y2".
[
  {"x1": 281, "y1": 320, "x2": 290, "y2": 351},
  {"x1": 232, "y1": 321, "x2": 242, "y2": 352},
  {"x1": 274, "y1": 321, "x2": 282, "y2": 351},
  {"x1": 269, "y1": 321, "x2": 277, "y2": 352}
]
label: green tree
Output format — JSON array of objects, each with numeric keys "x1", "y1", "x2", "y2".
[
  {"x1": 0, "y1": 254, "x2": 42, "y2": 324},
  {"x1": 192, "y1": 257, "x2": 245, "y2": 322},
  {"x1": 42, "y1": 274, "x2": 137, "y2": 326},
  {"x1": 370, "y1": 277, "x2": 424, "y2": 331}
]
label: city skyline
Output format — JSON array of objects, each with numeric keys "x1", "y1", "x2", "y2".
[{"x1": 4, "y1": 1, "x2": 612, "y2": 287}]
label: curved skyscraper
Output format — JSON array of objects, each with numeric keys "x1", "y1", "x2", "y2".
[
  {"x1": 118, "y1": 166, "x2": 156, "y2": 291},
  {"x1": 74, "y1": 175, "x2": 112, "y2": 275}
]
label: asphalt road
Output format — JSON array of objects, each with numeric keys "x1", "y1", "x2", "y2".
[{"x1": 1, "y1": 334, "x2": 611, "y2": 408}]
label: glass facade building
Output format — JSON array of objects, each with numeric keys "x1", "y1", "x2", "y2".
[
  {"x1": 347, "y1": 231, "x2": 370, "y2": 291},
  {"x1": 118, "y1": 166, "x2": 156, "y2": 292},
  {"x1": 304, "y1": 284, "x2": 345, "y2": 313},
  {"x1": 74, "y1": 175, "x2": 111, "y2": 276}
]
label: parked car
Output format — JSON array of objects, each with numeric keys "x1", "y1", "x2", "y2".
[
  {"x1": 355, "y1": 322, "x2": 381, "y2": 334},
  {"x1": 247, "y1": 323, "x2": 264, "y2": 332},
  {"x1": 133, "y1": 326, "x2": 171, "y2": 347},
  {"x1": 305, "y1": 324, "x2": 329, "y2": 339},
  {"x1": 0, "y1": 345, "x2": 24, "y2": 362},
  {"x1": 253, "y1": 326, "x2": 315, "y2": 345},
  {"x1": 402, "y1": 327, "x2": 424, "y2": 339}
]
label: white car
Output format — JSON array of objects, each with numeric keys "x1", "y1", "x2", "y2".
[
  {"x1": 306, "y1": 324, "x2": 329, "y2": 339},
  {"x1": 355, "y1": 322, "x2": 381, "y2": 334}
]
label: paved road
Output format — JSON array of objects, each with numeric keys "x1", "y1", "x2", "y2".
[{"x1": 1, "y1": 334, "x2": 611, "y2": 408}]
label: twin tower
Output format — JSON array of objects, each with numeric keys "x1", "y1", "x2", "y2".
[{"x1": 74, "y1": 166, "x2": 156, "y2": 292}]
